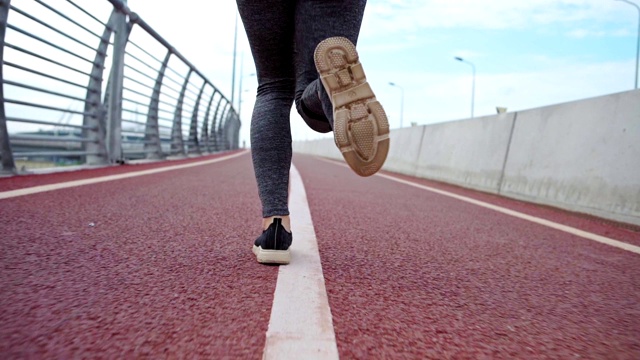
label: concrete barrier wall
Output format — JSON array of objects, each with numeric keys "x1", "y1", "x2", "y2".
[
  {"x1": 414, "y1": 113, "x2": 515, "y2": 194},
  {"x1": 293, "y1": 89, "x2": 640, "y2": 226},
  {"x1": 293, "y1": 136, "x2": 340, "y2": 160},
  {"x1": 500, "y1": 90, "x2": 640, "y2": 225},
  {"x1": 380, "y1": 126, "x2": 426, "y2": 176}
]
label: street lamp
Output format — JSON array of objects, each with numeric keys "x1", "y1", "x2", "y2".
[
  {"x1": 455, "y1": 56, "x2": 476, "y2": 119},
  {"x1": 231, "y1": 12, "x2": 239, "y2": 106},
  {"x1": 615, "y1": 0, "x2": 640, "y2": 89},
  {"x1": 388, "y1": 82, "x2": 404, "y2": 128}
]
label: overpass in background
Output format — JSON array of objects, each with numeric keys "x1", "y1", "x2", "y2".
[{"x1": 0, "y1": 0, "x2": 241, "y2": 175}]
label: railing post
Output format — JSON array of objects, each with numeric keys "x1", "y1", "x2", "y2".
[
  {"x1": 216, "y1": 103, "x2": 230, "y2": 151},
  {"x1": 210, "y1": 96, "x2": 224, "y2": 152},
  {"x1": 231, "y1": 114, "x2": 242, "y2": 150},
  {"x1": 223, "y1": 105, "x2": 232, "y2": 150},
  {"x1": 0, "y1": 0, "x2": 15, "y2": 174},
  {"x1": 144, "y1": 51, "x2": 170, "y2": 160},
  {"x1": 201, "y1": 91, "x2": 217, "y2": 154},
  {"x1": 222, "y1": 111, "x2": 232, "y2": 151},
  {"x1": 171, "y1": 69, "x2": 192, "y2": 157},
  {"x1": 233, "y1": 114, "x2": 241, "y2": 149},
  {"x1": 220, "y1": 104, "x2": 234, "y2": 150},
  {"x1": 105, "y1": 5, "x2": 128, "y2": 163},
  {"x1": 83, "y1": 9, "x2": 117, "y2": 166},
  {"x1": 188, "y1": 82, "x2": 206, "y2": 155},
  {"x1": 223, "y1": 110, "x2": 237, "y2": 150}
]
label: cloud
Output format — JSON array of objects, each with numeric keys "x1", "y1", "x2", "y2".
[
  {"x1": 567, "y1": 27, "x2": 635, "y2": 38},
  {"x1": 363, "y1": 0, "x2": 629, "y2": 35}
]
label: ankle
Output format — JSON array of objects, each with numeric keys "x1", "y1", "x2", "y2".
[
  {"x1": 300, "y1": 81, "x2": 326, "y2": 118},
  {"x1": 263, "y1": 215, "x2": 291, "y2": 232}
]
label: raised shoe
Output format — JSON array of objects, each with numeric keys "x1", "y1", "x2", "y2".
[{"x1": 314, "y1": 36, "x2": 390, "y2": 177}]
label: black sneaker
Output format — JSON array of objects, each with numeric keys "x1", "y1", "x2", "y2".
[{"x1": 252, "y1": 218, "x2": 292, "y2": 264}]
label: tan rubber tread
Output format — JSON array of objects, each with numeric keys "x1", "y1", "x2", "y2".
[{"x1": 314, "y1": 37, "x2": 390, "y2": 177}]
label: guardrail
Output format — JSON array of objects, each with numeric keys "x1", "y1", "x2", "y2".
[{"x1": 0, "y1": 0, "x2": 240, "y2": 174}]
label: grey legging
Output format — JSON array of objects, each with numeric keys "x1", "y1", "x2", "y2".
[{"x1": 237, "y1": 0, "x2": 367, "y2": 217}]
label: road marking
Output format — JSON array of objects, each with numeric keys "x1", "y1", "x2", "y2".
[
  {"x1": 0, "y1": 151, "x2": 248, "y2": 200},
  {"x1": 318, "y1": 157, "x2": 640, "y2": 255},
  {"x1": 262, "y1": 165, "x2": 339, "y2": 359}
]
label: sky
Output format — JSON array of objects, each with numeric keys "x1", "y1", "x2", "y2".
[{"x1": 21, "y1": 0, "x2": 640, "y2": 146}]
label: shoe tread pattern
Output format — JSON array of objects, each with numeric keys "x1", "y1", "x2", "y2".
[{"x1": 314, "y1": 37, "x2": 389, "y2": 177}]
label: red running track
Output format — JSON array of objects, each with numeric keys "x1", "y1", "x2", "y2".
[
  {"x1": 1, "y1": 152, "x2": 639, "y2": 359},
  {"x1": 1, "y1": 152, "x2": 276, "y2": 358},
  {"x1": 295, "y1": 155, "x2": 640, "y2": 359}
]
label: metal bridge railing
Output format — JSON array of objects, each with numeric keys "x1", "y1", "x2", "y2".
[{"x1": 0, "y1": 0, "x2": 240, "y2": 174}]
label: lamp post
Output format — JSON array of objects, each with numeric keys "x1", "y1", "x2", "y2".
[
  {"x1": 615, "y1": 0, "x2": 640, "y2": 89},
  {"x1": 455, "y1": 57, "x2": 476, "y2": 119},
  {"x1": 231, "y1": 12, "x2": 239, "y2": 106},
  {"x1": 388, "y1": 82, "x2": 404, "y2": 128}
]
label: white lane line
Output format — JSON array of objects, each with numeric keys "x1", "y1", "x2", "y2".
[
  {"x1": 0, "y1": 151, "x2": 248, "y2": 200},
  {"x1": 317, "y1": 157, "x2": 640, "y2": 255},
  {"x1": 262, "y1": 165, "x2": 339, "y2": 359}
]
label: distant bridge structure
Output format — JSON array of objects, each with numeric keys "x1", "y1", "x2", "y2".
[{"x1": 0, "y1": 0, "x2": 240, "y2": 174}]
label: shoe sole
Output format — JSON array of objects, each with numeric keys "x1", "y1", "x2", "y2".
[
  {"x1": 252, "y1": 245, "x2": 291, "y2": 265},
  {"x1": 314, "y1": 37, "x2": 390, "y2": 177}
]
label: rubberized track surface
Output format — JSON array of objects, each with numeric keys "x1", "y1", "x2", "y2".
[
  {"x1": 1, "y1": 152, "x2": 276, "y2": 358},
  {"x1": 295, "y1": 156, "x2": 640, "y2": 359},
  {"x1": 2, "y1": 152, "x2": 639, "y2": 358}
]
